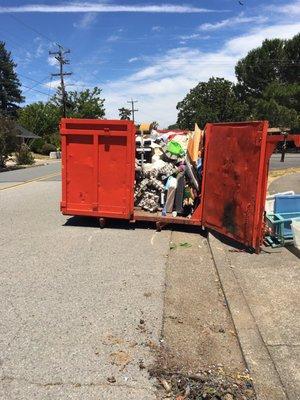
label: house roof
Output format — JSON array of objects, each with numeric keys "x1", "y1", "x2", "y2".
[{"x1": 16, "y1": 125, "x2": 40, "y2": 139}]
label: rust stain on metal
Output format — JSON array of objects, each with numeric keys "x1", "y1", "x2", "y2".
[{"x1": 222, "y1": 202, "x2": 236, "y2": 234}]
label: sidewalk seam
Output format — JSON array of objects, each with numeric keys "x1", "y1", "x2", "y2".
[
  {"x1": 208, "y1": 233, "x2": 289, "y2": 400},
  {"x1": 207, "y1": 235, "x2": 250, "y2": 372}
]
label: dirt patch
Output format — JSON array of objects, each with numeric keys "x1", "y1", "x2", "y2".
[
  {"x1": 162, "y1": 231, "x2": 245, "y2": 372},
  {"x1": 149, "y1": 230, "x2": 254, "y2": 399},
  {"x1": 109, "y1": 350, "x2": 132, "y2": 369}
]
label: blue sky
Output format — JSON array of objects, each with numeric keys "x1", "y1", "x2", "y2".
[{"x1": 0, "y1": 0, "x2": 300, "y2": 126}]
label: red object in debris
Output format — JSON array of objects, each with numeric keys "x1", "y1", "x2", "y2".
[
  {"x1": 60, "y1": 119, "x2": 300, "y2": 253},
  {"x1": 156, "y1": 129, "x2": 188, "y2": 134},
  {"x1": 156, "y1": 129, "x2": 189, "y2": 141}
]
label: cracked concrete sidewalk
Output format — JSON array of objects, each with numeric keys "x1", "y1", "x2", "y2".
[{"x1": 209, "y1": 232, "x2": 300, "y2": 400}]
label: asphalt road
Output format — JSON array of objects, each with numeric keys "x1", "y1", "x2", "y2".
[
  {"x1": 269, "y1": 173, "x2": 300, "y2": 195},
  {"x1": 270, "y1": 153, "x2": 300, "y2": 171},
  {"x1": 0, "y1": 162, "x2": 61, "y2": 190},
  {"x1": 0, "y1": 165, "x2": 171, "y2": 400}
]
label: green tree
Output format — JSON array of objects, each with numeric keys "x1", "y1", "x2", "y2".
[
  {"x1": 176, "y1": 77, "x2": 249, "y2": 130},
  {"x1": 235, "y1": 34, "x2": 300, "y2": 128},
  {"x1": 235, "y1": 38, "x2": 286, "y2": 99},
  {"x1": 118, "y1": 107, "x2": 131, "y2": 120},
  {"x1": 0, "y1": 116, "x2": 17, "y2": 167},
  {"x1": 0, "y1": 41, "x2": 24, "y2": 115},
  {"x1": 18, "y1": 101, "x2": 60, "y2": 142},
  {"x1": 168, "y1": 123, "x2": 179, "y2": 130},
  {"x1": 253, "y1": 98, "x2": 299, "y2": 128},
  {"x1": 284, "y1": 33, "x2": 300, "y2": 84},
  {"x1": 18, "y1": 87, "x2": 106, "y2": 151},
  {"x1": 52, "y1": 86, "x2": 105, "y2": 118}
]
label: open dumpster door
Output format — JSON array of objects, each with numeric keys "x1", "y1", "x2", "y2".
[{"x1": 200, "y1": 121, "x2": 269, "y2": 252}]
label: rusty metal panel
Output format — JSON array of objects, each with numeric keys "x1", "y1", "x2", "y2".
[
  {"x1": 60, "y1": 118, "x2": 135, "y2": 219},
  {"x1": 200, "y1": 121, "x2": 269, "y2": 251}
]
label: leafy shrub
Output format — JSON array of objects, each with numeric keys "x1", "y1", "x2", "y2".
[
  {"x1": 30, "y1": 137, "x2": 45, "y2": 154},
  {"x1": 48, "y1": 132, "x2": 61, "y2": 150},
  {"x1": 15, "y1": 143, "x2": 35, "y2": 165},
  {"x1": 41, "y1": 143, "x2": 57, "y2": 155},
  {"x1": 0, "y1": 116, "x2": 17, "y2": 167}
]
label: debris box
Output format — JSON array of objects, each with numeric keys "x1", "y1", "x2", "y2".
[{"x1": 60, "y1": 118, "x2": 300, "y2": 253}]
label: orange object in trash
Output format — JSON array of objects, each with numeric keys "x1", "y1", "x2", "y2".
[{"x1": 187, "y1": 123, "x2": 204, "y2": 163}]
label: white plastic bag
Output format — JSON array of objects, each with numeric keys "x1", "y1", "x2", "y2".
[{"x1": 291, "y1": 219, "x2": 300, "y2": 250}]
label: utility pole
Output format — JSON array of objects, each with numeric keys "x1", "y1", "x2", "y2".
[
  {"x1": 127, "y1": 98, "x2": 138, "y2": 123},
  {"x1": 49, "y1": 45, "x2": 72, "y2": 117}
]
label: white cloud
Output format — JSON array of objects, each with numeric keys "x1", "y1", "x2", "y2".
[
  {"x1": 179, "y1": 33, "x2": 209, "y2": 40},
  {"x1": 43, "y1": 78, "x2": 87, "y2": 92},
  {"x1": 44, "y1": 79, "x2": 60, "y2": 90},
  {"x1": 107, "y1": 34, "x2": 120, "y2": 42},
  {"x1": 199, "y1": 14, "x2": 268, "y2": 31},
  {"x1": 73, "y1": 12, "x2": 97, "y2": 29},
  {"x1": 35, "y1": 42, "x2": 44, "y2": 57},
  {"x1": 225, "y1": 23, "x2": 300, "y2": 55},
  {"x1": 102, "y1": 21, "x2": 300, "y2": 127},
  {"x1": 128, "y1": 57, "x2": 139, "y2": 63},
  {"x1": 47, "y1": 55, "x2": 58, "y2": 66},
  {"x1": 33, "y1": 37, "x2": 45, "y2": 57},
  {"x1": 0, "y1": 3, "x2": 219, "y2": 14},
  {"x1": 102, "y1": 48, "x2": 236, "y2": 126},
  {"x1": 152, "y1": 26, "x2": 162, "y2": 32},
  {"x1": 269, "y1": 0, "x2": 300, "y2": 15}
]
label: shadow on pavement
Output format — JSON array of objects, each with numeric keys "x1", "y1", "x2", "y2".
[
  {"x1": 63, "y1": 215, "x2": 207, "y2": 236},
  {"x1": 208, "y1": 230, "x2": 254, "y2": 253},
  {"x1": 286, "y1": 244, "x2": 300, "y2": 259}
]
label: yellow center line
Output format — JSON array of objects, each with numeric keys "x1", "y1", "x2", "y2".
[{"x1": 0, "y1": 172, "x2": 61, "y2": 191}]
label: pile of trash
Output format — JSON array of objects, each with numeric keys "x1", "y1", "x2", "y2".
[
  {"x1": 134, "y1": 125, "x2": 204, "y2": 217},
  {"x1": 150, "y1": 367, "x2": 255, "y2": 400}
]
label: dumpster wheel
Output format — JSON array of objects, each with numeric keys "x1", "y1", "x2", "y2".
[
  {"x1": 99, "y1": 218, "x2": 106, "y2": 229},
  {"x1": 156, "y1": 221, "x2": 167, "y2": 232}
]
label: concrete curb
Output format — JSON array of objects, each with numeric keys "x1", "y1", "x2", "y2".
[{"x1": 207, "y1": 232, "x2": 288, "y2": 400}]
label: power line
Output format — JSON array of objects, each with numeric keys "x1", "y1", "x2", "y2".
[
  {"x1": 47, "y1": 76, "x2": 53, "y2": 101},
  {"x1": 21, "y1": 83, "x2": 51, "y2": 96},
  {"x1": 18, "y1": 73, "x2": 49, "y2": 86},
  {"x1": 7, "y1": 13, "x2": 60, "y2": 47},
  {"x1": 22, "y1": 79, "x2": 50, "y2": 95},
  {"x1": 49, "y1": 45, "x2": 72, "y2": 117},
  {"x1": 0, "y1": 28, "x2": 30, "y2": 53},
  {"x1": 22, "y1": 76, "x2": 52, "y2": 95}
]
